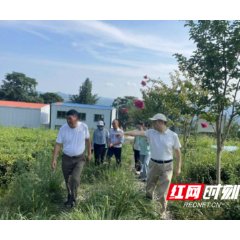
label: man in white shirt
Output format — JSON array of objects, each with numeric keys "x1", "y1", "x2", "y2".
[
  {"x1": 107, "y1": 119, "x2": 124, "y2": 166},
  {"x1": 51, "y1": 109, "x2": 91, "y2": 208},
  {"x1": 114, "y1": 113, "x2": 181, "y2": 216}
]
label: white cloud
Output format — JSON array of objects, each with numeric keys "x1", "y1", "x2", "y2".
[
  {"x1": 71, "y1": 41, "x2": 79, "y2": 47},
  {"x1": 21, "y1": 28, "x2": 51, "y2": 41},
  {"x1": 0, "y1": 20, "x2": 194, "y2": 55},
  {"x1": 127, "y1": 82, "x2": 136, "y2": 86},
  {"x1": 106, "y1": 82, "x2": 113, "y2": 86}
]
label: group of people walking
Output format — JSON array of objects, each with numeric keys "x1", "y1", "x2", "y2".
[
  {"x1": 51, "y1": 109, "x2": 181, "y2": 217},
  {"x1": 91, "y1": 119, "x2": 124, "y2": 166}
]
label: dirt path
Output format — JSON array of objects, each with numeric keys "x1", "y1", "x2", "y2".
[
  {"x1": 125, "y1": 136, "x2": 173, "y2": 220},
  {"x1": 124, "y1": 136, "x2": 134, "y2": 144}
]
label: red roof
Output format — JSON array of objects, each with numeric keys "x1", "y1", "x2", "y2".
[{"x1": 0, "y1": 101, "x2": 49, "y2": 109}]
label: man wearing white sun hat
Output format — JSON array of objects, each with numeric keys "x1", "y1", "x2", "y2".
[{"x1": 114, "y1": 113, "x2": 181, "y2": 216}]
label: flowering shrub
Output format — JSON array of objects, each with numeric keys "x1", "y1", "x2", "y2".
[
  {"x1": 201, "y1": 123, "x2": 208, "y2": 128},
  {"x1": 141, "y1": 81, "x2": 146, "y2": 87},
  {"x1": 135, "y1": 99, "x2": 144, "y2": 109},
  {"x1": 122, "y1": 108, "x2": 128, "y2": 114},
  {"x1": 143, "y1": 75, "x2": 148, "y2": 79}
]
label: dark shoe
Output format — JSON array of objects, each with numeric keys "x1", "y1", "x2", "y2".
[
  {"x1": 64, "y1": 194, "x2": 71, "y2": 205},
  {"x1": 65, "y1": 200, "x2": 75, "y2": 208}
]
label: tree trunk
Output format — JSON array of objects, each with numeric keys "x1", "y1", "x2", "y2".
[
  {"x1": 183, "y1": 129, "x2": 189, "y2": 155},
  {"x1": 216, "y1": 145, "x2": 223, "y2": 184},
  {"x1": 216, "y1": 120, "x2": 223, "y2": 184},
  {"x1": 183, "y1": 130, "x2": 187, "y2": 154}
]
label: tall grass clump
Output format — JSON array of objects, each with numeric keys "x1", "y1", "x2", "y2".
[{"x1": 0, "y1": 144, "x2": 64, "y2": 219}]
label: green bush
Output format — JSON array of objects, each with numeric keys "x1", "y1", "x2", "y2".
[{"x1": 0, "y1": 126, "x2": 58, "y2": 186}]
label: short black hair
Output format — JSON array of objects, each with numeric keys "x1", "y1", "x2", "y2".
[
  {"x1": 137, "y1": 121, "x2": 143, "y2": 125},
  {"x1": 66, "y1": 109, "x2": 78, "y2": 118},
  {"x1": 144, "y1": 122, "x2": 150, "y2": 128}
]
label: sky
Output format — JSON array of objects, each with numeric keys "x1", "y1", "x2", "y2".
[{"x1": 0, "y1": 20, "x2": 196, "y2": 99}]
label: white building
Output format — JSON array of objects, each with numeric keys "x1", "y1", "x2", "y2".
[
  {"x1": 50, "y1": 102, "x2": 116, "y2": 130},
  {"x1": 197, "y1": 115, "x2": 226, "y2": 133},
  {"x1": 0, "y1": 101, "x2": 50, "y2": 128}
]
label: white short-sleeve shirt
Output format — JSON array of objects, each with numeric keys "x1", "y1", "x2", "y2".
[
  {"x1": 143, "y1": 128, "x2": 181, "y2": 160},
  {"x1": 109, "y1": 128, "x2": 124, "y2": 148},
  {"x1": 56, "y1": 122, "x2": 90, "y2": 157}
]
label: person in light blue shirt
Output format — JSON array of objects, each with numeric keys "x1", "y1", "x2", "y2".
[
  {"x1": 138, "y1": 122, "x2": 151, "y2": 182},
  {"x1": 133, "y1": 121, "x2": 143, "y2": 171}
]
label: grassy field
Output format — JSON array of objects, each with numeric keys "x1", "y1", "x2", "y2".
[{"x1": 0, "y1": 126, "x2": 240, "y2": 220}]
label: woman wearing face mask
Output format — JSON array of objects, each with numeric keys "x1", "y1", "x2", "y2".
[{"x1": 91, "y1": 121, "x2": 109, "y2": 165}]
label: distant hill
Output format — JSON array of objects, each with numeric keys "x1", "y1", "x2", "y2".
[
  {"x1": 37, "y1": 91, "x2": 114, "y2": 106},
  {"x1": 96, "y1": 97, "x2": 114, "y2": 106}
]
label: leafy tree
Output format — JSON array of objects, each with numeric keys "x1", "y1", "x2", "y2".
[
  {"x1": 112, "y1": 96, "x2": 137, "y2": 130},
  {"x1": 69, "y1": 78, "x2": 99, "y2": 105},
  {"x1": 174, "y1": 20, "x2": 240, "y2": 184},
  {"x1": 0, "y1": 72, "x2": 43, "y2": 103},
  {"x1": 226, "y1": 119, "x2": 240, "y2": 140},
  {"x1": 140, "y1": 71, "x2": 205, "y2": 153},
  {"x1": 39, "y1": 92, "x2": 64, "y2": 104}
]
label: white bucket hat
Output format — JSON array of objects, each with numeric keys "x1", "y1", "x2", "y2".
[
  {"x1": 97, "y1": 121, "x2": 104, "y2": 126},
  {"x1": 149, "y1": 113, "x2": 167, "y2": 121}
]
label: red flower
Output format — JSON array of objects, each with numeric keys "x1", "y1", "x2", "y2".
[
  {"x1": 143, "y1": 75, "x2": 148, "y2": 79},
  {"x1": 141, "y1": 80, "x2": 146, "y2": 87},
  {"x1": 122, "y1": 108, "x2": 128, "y2": 114},
  {"x1": 201, "y1": 123, "x2": 208, "y2": 128},
  {"x1": 135, "y1": 99, "x2": 144, "y2": 109}
]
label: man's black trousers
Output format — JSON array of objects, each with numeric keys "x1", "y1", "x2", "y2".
[
  {"x1": 107, "y1": 147, "x2": 122, "y2": 166},
  {"x1": 94, "y1": 143, "x2": 107, "y2": 165},
  {"x1": 134, "y1": 149, "x2": 141, "y2": 171}
]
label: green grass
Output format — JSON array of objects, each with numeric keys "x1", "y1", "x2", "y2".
[
  {"x1": 1, "y1": 127, "x2": 240, "y2": 220},
  {"x1": 0, "y1": 126, "x2": 159, "y2": 220}
]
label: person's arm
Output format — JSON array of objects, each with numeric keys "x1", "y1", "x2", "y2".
[
  {"x1": 85, "y1": 138, "x2": 91, "y2": 163},
  {"x1": 175, "y1": 148, "x2": 181, "y2": 176},
  {"x1": 137, "y1": 139, "x2": 140, "y2": 150},
  {"x1": 114, "y1": 130, "x2": 145, "y2": 138},
  {"x1": 52, "y1": 143, "x2": 62, "y2": 169},
  {"x1": 106, "y1": 130, "x2": 109, "y2": 148},
  {"x1": 110, "y1": 141, "x2": 122, "y2": 147},
  {"x1": 91, "y1": 131, "x2": 95, "y2": 149},
  {"x1": 133, "y1": 136, "x2": 136, "y2": 150}
]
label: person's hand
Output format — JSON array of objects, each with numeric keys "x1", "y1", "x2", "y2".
[
  {"x1": 145, "y1": 138, "x2": 149, "y2": 143},
  {"x1": 113, "y1": 133, "x2": 124, "y2": 139},
  {"x1": 86, "y1": 155, "x2": 91, "y2": 163},
  {"x1": 176, "y1": 168, "x2": 181, "y2": 176},
  {"x1": 91, "y1": 148, "x2": 94, "y2": 154},
  {"x1": 51, "y1": 160, "x2": 57, "y2": 169},
  {"x1": 109, "y1": 143, "x2": 113, "y2": 148}
]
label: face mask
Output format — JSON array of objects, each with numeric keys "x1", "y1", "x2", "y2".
[{"x1": 98, "y1": 127, "x2": 104, "y2": 130}]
